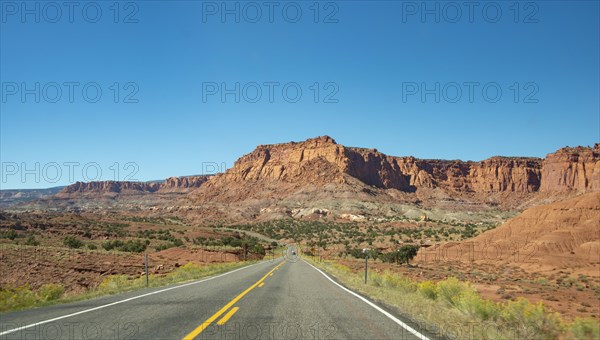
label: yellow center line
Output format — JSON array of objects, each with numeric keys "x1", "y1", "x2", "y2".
[
  {"x1": 258, "y1": 282, "x2": 265, "y2": 288},
  {"x1": 216, "y1": 307, "x2": 239, "y2": 326},
  {"x1": 182, "y1": 260, "x2": 286, "y2": 340}
]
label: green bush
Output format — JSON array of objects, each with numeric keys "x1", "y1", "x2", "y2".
[
  {"x1": 567, "y1": 318, "x2": 600, "y2": 340},
  {"x1": 458, "y1": 290, "x2": 500, "y2": 321},
  {"x1": 98, "y1": 275, "x2": 132, "y2": 293},
  {"x1": 500, "y1": 298, "x2": 563, "y2": 339},
  {"x1": 0, "y1": 283, "x2": 65, "y2": 311},
  {"x1": 0, "y1": 229, "x2": 20, "y2": 240},
  {"x1": 419, "y1": 280, "x2": 438, "y2": 300},
  {"x1": 102, "y1": 240, "x2": 124, "y2": 251},
  {"x1": 437, "y1": 277, "x2": 470, "y2": 307},
  {"x1": 37, "y1": 283, "x2": 64, "y2": 302},
  {"x1": 119, "y1": 240, "x2": 147, "y2": 253},
  {"x1": 63, "y1": 236, "x2": 83, "y2": 248},
  {"x1": 398, "y1": 244, "x2": 419, "y2": 264},
  {"x1": 0, "y1": 285, "x2": 36, "y2": 311},
  {"x1": 103, "y1": 240, "x2": 146, "y2": 252},
  {"x1": 253, "y1": 244, "x2": 266, "y2": 256},
  {"x1": 25, "y1": 235, "x2": 39, "y2": 246}
]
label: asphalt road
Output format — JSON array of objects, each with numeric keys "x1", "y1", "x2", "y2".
[{"x1": 0, "y1": 251, "x2": 431, "y2": 340}]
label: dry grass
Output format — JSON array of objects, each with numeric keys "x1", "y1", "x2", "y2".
[
  {"x1": 0, "y1": 260, "x2": 257, "y2": 313},
  {"x1": 308, "y1": 258, "x2": 599, "y2": 340}
]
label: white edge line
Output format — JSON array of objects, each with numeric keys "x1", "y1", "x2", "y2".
[
  {"x1": 0, "y1": 260, "x2": 275, "y2": 336},
  {"x1": 303, "y1": 260, "x2": 430, "y2": 340}
]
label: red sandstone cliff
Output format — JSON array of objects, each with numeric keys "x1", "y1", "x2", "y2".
[
  {"x1": 58, "y1": 175, "x2": 211, "y2": 197},
  {"x1": 195, "y1": 136, "x2": 547, "y2": 204},
  {"x1": 55, "y1": 137, "x2": 598, "y2": 208},
  {"x1": 540, "y1": 144, "x2": 600, "y2": 192},
  {"x1": 60, "y1": 181, "x2": 160, "y2": 194}
]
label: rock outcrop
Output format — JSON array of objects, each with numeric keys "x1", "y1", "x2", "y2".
[
  {"x1": 60, "y1": 181, "x2": 160, "y2": 194},
  {"x1": 209, "y1": 136, "x2": 545, "y2": 194},
  {"x1": 58, "y1": 175, "x2": 211, "y2": 196},
  {"x1": 51, "y1": 137, "x2": 599, "y2": 211},
  {"x1": 540, "y1": 144, "x2": 600, "y2": 192},
  {"x1": 420, "y1": 192, "x2": 600, "y2": 269},
  {"x1": 161, "y1": 176, "x2": 211, "y2": 191}
]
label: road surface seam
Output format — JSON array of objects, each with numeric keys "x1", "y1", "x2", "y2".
[
  {"x1": 302, "y1": 260, "x2": 431, "y2": 340},
  {"x1": 0, "y1": 261, "x2": 266, "y2": 337}
]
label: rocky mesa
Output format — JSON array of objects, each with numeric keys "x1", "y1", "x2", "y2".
[
  {"x1": 540, "y1": 145, "x2": 600, "y2": 192},
  {"x1": 47, "y1": 137, "x2": 599, "y2": 214},
  {"x1": 192, "y1": 136, "x2": 598, "y2": 209},
  {"x1": 56, "y1": 175, "x2": 211, "y2": 197}
]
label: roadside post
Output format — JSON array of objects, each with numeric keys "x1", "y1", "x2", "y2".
[
  {"x1": 145, "y1": 253, "x2": 149, "y2": 288},
  {"x1": 363, "y1": 248, "x2": 369, "y2": 284}
]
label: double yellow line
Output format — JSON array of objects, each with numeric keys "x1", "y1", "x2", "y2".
[{"x1": 182, "y1": 260, "x2": 286, "y2": 340}]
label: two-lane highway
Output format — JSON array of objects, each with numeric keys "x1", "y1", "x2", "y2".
[{"x1": 1, "y1": 254, "x2": 430, "y2": 339}]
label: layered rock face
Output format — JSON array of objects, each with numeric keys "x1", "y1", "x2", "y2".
[
  {"x1": 61, "y1": 181, "x2": 160, "y2": 194},
  {"x1": 54, "y1": 137, "x2": 598, "y2": 208},
  {"x1": 540, "y1": 144, "x2": 600, "y2": 192},
  {"x1": 421, "y1": 192, "x2": 600, "y2": 268},
  {"x1": 59, "y1": 175, "x2": 211, "y2": 196},
  {"x1": 222, "y1": 136, "x2": 347, "y2": 184},
  {"x1": 206, "y1": 136, "x2": 545, "y2": 196},
  {"x1": 161, "y1": 176, "x2": 211, "y2": 191},
  {"x1": 387, "y1": 156, "x2": 542, "y2": 193}
]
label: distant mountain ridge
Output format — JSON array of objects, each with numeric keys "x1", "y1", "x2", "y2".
[
  {"x1": 8, "y1": 136, "x2": 598, "y2": 214},
  {"x1": 0, "y1": 187, "x2": 65, "y2": 208},
  {"x1": 56, "y1": 175, "x2": 212, "y2": 196}
]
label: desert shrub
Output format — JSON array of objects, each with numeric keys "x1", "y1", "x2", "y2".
[
  {"x1": 0, "y1": 283, "x2": 64, "y2": 311},
  {"x1": 380, "y1": 272, "x2": 417, "y2": 292},
  {"x1": 567, "y1": 318, "x2": 600, "y2": 340},
  {"x1": 63, "y1": 236, "x2": 83, "y2": 249},
  {"x1": 0, "y1": 285, "x2": 36, "y2": 311},
  {"x1": 500, "y1": 298, "x2": 563, "y2": 339},
  {"x1": 25, "y1": 235, "x2": 39, "y2": 246},
  {"x1": 37, "y1": 283, "x2": 64, "y2": 302},
  {"x1": 87, "y1": 243, "x2": 97, "y2": 250},
  {"x1": 458, "y1": 290, "x2": 501, "y2": 321},
  {"x1": 82, "y1": 227, "x2": 92, "y2": 238},
  {"x1": 119, "y1": 240, "x2": 147, "y2": 253},
  {"x1": 371, "y1": 273, "x2": 384, "y2": 287},
  {"x1": 437, "y1": 277, "x2": 471, "y2": 307},
  {"x1": 331, "y1": 262, "x2": 352, "y2": 274},
  {"x1": 103, "y1": 240, "x2": 146, "y2": 252},
  {"x1": 419, "y1": 280, "x2": 438, "y2": 300},
  {"x1": 98, "y1": 275, "x2": 133, "y2": 293},
  {"x1": 253, "y1": 244, "x2": 266, "y2": 256},
  {"x1": 0, "y1": 229, "x2": 19, "y2": 240},
  {"x1": 170, "y1": 263, "x2": 205, "y2": 281},
  {"x1": 397, "y1": 244, "x2": 419, "y2": 265},
  {"x1": 102, "y1": 240, "x2": 124, "y2": 251}
]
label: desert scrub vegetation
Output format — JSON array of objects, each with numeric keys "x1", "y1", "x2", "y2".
[
  {"x1": 193, "y1": 233, "x2": 268, "y2": 256},
  {"x1": 101, "y1": 239, "x2": 148, "y2": 253},
  {"x1": 227, "y1": 219, "x2": 497, "y2": 251},
  {"x1": 310, "y1": 259, "x2": 598, "y2": 339},
  {"x1": 63, "y1": 235, "x2": 84, "y2": 249},
  {"x1": 0, "y1": 283, "x2": 64, "y2": 312},
  {"x1": 0, "y1": 261, "x2": 255, "y2": 313}
]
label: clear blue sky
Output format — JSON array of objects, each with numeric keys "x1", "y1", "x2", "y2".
[{"x1": 1, "y1": 1, "x2": 599, "y2": 189}]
